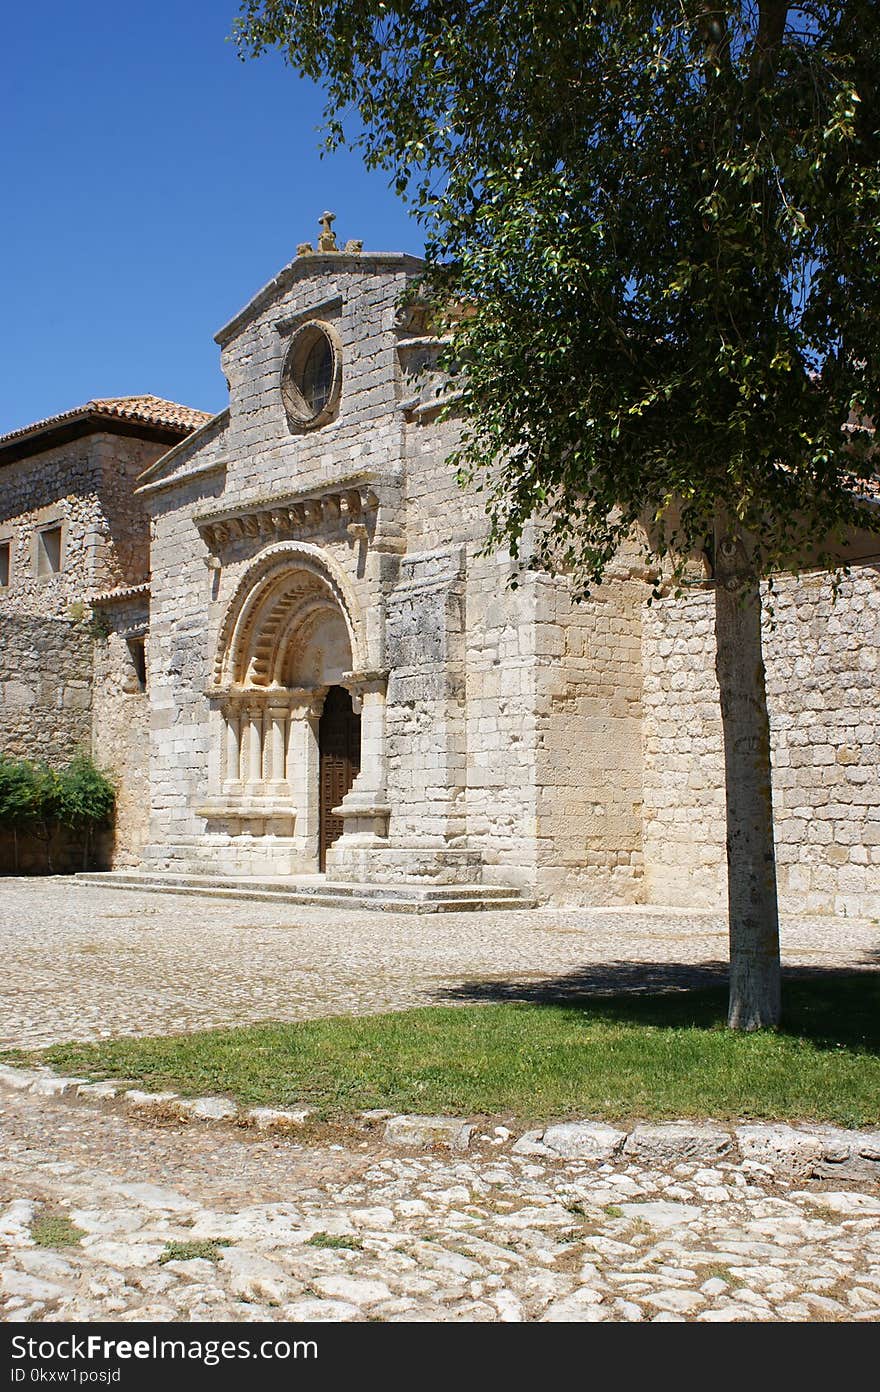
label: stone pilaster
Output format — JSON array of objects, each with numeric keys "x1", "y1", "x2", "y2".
[
  {"x1": 325, "y1": 669, "x2": 390, "y2": 871},
  {"x1": 286, "y1": 687, "x2": 325, "y2": 858}
]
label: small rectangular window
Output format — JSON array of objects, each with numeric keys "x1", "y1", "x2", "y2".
[
  {"x1": 0, "y1": 542, "x2": 9, "y2": 587},
  {"x1": 127, "y1": 636, "x2": 147, "y2": 692},
  {"x1": 37, "y1": 525, "x2": 62, "y2": 576}
]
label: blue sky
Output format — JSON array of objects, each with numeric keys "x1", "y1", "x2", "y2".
[{"x1": 0, "y1": 1, "x2": 420, "y2": 434}]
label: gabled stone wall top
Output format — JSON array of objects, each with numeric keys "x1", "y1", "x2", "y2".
[{"x1": 214, "y1": 251, "x2": 424, "y2": 350}]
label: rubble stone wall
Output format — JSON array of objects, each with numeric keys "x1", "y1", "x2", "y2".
[
  {"x1": 0, "y1": 613, "x2": 93, "y2": 764},
  {"x1": 0, "y1": 430, "x2": 161, "y2": 866}
]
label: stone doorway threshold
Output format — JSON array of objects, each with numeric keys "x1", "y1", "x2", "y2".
[{"x1": 75, "y1": 870, "x2": 534, "y2": 914}]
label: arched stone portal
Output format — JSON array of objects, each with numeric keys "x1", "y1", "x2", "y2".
[{"x1": 202, "y1": 544, "x2": 388, "y2": 875}]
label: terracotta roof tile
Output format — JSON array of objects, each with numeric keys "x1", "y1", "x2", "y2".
[
  {"x1": 88, "y1": 396, "x2": 213, "y2": 432},
  {"x1": 0, "y1": 395, "x2": 212, "y2": 449},
  {"x1": 90, "y1": 581, "x2": 151, "y2": 605}
]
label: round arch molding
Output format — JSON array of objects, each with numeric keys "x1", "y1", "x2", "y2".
[{"x1": 213, "y1": 541, "x2": 368, "y2": 689}]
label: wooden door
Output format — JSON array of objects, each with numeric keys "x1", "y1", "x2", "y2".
[{"x1": 318, "y1": 686, "x2": 360, "y2": 870}]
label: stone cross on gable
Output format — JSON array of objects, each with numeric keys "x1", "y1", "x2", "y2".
[{"x1": 317, "y1": 211, "x2": 338, "y2": 251}]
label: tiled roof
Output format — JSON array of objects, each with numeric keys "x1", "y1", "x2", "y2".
[
  {"x1": 89, "y1": 396, "x2": 213, "y2": 432},
  {"x1": 90, "y1": 581, "x2": 151, "y2": 605},
  {"x1": 0, "y1": 396, "x2": 212, "y2": 450}
]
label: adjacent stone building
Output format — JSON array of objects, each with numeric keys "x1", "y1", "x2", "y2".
[
  {"x1": 1, "y1": 228, "x2": 877, "y2": 912},
  {"x1": 0, "y1": 397, "x2": 212, "y2": 863}
]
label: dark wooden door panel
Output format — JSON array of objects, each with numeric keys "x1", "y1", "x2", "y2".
[{"x1": 319, "y1": 686, "x2": 360, "y2": 869}]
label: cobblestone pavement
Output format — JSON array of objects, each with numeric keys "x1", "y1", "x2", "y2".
[
  {"x1": 1, "y1": 878, "x2": 878, "y2": 1049},
  {"x1": 2, "y1": 1087, "x2": 880, "y2": 1323},
  {"x1": 2, "y1": 880, "x2": 879, "y2": 1323}
]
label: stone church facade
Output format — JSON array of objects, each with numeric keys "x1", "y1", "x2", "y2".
[{"x1": 2, "y1": 228, "x2": 878, "y2": 913}]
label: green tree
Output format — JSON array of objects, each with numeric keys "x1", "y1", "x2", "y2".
[
  {"x1": 236, "y1": 1, "x2": 880, "y2": 1028},
  {"x1": 0, "y1": 756, "x2": 39, "y2": 829}
]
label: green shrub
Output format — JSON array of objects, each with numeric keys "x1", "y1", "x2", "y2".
[
  {"x1": 0, "y1": 752, "x2": 114, "y2": 871},
  {"x1": 55, "y1": 754, "x2": 115, "y2": 831},
  {"x1": 0, "y1": 756, "x2": 43, "y2": 831},
  {"x1": 159, "y1": 1239, "x2": 233, "y2": 1265}
]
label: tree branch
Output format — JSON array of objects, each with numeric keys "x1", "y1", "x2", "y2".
[{"x1": 750, "y1": 0, "x2": 791, "y2": 89}]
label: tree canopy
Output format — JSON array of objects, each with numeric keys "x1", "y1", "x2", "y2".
[{"x1": 236, "y1": 1, "x2": 880, "y2": 591}]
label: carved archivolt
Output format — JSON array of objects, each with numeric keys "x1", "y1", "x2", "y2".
[{"x1": 213, "y1": 542, "x2": 366, "y2": 688}]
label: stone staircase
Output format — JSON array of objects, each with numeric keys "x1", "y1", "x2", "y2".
[{"x1": 75, "y1": 870, "x2": 535, "y2": 914}]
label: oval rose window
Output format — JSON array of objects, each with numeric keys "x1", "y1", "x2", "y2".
[{"x1": 281, "y1": 320, "x2": 342, "y2": 431}]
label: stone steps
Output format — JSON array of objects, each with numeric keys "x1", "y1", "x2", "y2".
[{"x1": 74, "y1": 871, "x2": 534, "y2": 914}]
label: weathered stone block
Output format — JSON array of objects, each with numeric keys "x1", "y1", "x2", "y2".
[
  {"x1": 541, "y1": 1121, "x2": 627, "y2": 1161},
  {"x1": 383, "y1": 1114, "x2": 475, "y2": 1151},
  {"x1": 735, "y1": 1123, "x2": 825, "y2": 1176},
  {"x1": 623, "y1": 1122, "x2": 733, "y2": 1163}
]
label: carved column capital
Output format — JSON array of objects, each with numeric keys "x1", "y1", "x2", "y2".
[
  {"x1": 341, "y1": 668, "x2": 389, "y2": 698},
  {"x1": 287, "y1": 686, "x2": 327, "y2": 720}
]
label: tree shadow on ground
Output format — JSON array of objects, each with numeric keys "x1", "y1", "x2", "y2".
[{"x1": 434, "y1": 961, "x2": 880, "y2": 1054}]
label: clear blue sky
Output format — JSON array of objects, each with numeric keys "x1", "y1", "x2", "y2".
[{"x1": 0, "y1": 1, "x2": 421, "y2": 434}]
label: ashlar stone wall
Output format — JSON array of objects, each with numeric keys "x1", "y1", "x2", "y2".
[
  {"x1": 141, "y1": 461, "x2": 227, "y2": 862},
  {"x1": 139, "y1": 257, "x2": 417, "y2": 872},
  {"x1": 216, "y1": 254, "x2": 420, "y2": 519},
  {"x1": 400, "y1": 407, "x2": 545, "y2": 889},
  {"x1": 137, "y1": 242, "x2": 879, "y2": 912},
  {"x1": 642, "y1": 566, "x2": 880, "y2": 918},
  {"x1": 140, "y1": 252, "x2": 554, "y2": 885},
  {"x1": 533, "y1": 568, "x2": 645, "y2": 905},
  {"x1": 401, "y1": 400, "x2": 649, "y2": 903}
]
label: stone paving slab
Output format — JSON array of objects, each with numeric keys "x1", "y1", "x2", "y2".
[
  {"x1": 1, "y1": 879, "x2": 877, "y2": 1049},
  {"x1": 2, "y1": 1086, "x2": 880, "y2": 1323}
]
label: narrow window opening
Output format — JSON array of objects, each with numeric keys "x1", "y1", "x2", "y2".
[
  {"x1": 0, "y1": 542, "x2": 9, "y2": 587},
  {"x1": 127, "y1": 637, "x2": 147, "y2": 692},
  {"x1": 37, "y1": 525, "x2": 62, "y2": 576}
]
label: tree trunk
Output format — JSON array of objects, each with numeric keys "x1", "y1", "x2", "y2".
[{"x1": 714, "y1": 550, "x2": 781, "y2": 1030}]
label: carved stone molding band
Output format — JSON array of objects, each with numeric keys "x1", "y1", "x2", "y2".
[{"x1": 196, "y1": 486, "x2": 380, "y2": 557}]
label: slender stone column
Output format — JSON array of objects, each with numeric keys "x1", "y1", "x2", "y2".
[
  {"x1": 286, "y1": 688, "x2": 324, "y2": 851},
  {"x1": 223, "y1": 701, "x2": 243, "y2": 794},
  {"x1": 245, "y1": 702, "x2": 264, "y2": 792},
  {"x1": 206, "y1": 703, "x2": 224, "y2": 796},
  {"x1": 266, "y1": 701, "x2": 289, "y2": 796}
]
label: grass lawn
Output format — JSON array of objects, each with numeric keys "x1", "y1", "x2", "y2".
[{"x1": 11, "y1": 975, "x2": 880, "y2": 1129}]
